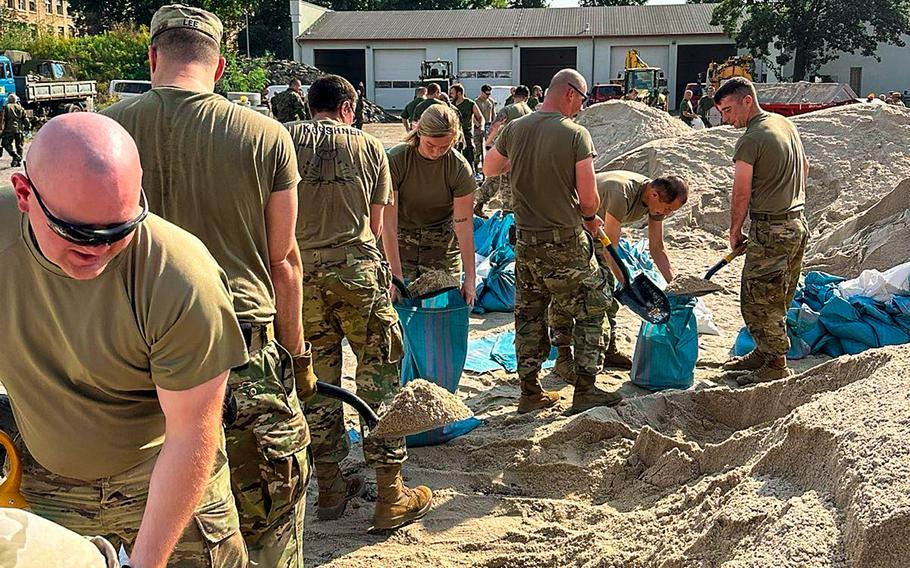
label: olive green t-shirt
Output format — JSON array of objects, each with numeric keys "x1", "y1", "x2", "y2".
[
  {"x1": 490, "y1": 102, "x2": 532, "y2": 145},
  {"x1": 597, "y1": 170, "x2": 665, "y2": 224},
  {"x1": 454, "y1": 97, "x2": 477, "y2": 134},
  {"x1": 733, "y1": 112, "x2": 806, "y2": 215},
  {"x1": 287, "y1": 118, "x2": 391, "y2": 254},
  {"x1": 401, "y1": 97, "x2": 424, "y2": 121},
  {"x1": 102, "y1": 87, "x2": 301, "y2": 324},
  {"x1": 495, "y1": 112, "x2": 596, "y2": 230},
  {"x1": 388, "y1": 143, "x2": 476, "y2": 229},
  {"x1": 527, "y1": 97, "x2": 539, "y2": 110},
  {"x1": 476, "y1": 97, "x2": 495, "y2": 123},
  {"x1": 0, "y1": 192, "x2": 247, "y2": 481},
  {"x1": 412, "y1": 97, "x2": 445, "y2": 121}
]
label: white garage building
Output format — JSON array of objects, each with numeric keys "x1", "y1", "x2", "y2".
[{"x1": 290, "y1": 2, "x2": 736, "y2": 110}]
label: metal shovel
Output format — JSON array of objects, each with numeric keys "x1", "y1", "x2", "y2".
[{"x1": 596, "y1": 229, "x2": 671, "y2": 325}]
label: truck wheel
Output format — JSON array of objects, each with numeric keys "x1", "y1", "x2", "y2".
[{"x1": 62, "y1": 103, "x2": 84, "y2": 113}]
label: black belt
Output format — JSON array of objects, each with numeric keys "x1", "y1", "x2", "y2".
[
  {"x1": 515, "y1": 226, "x2": 582, "y2": 245},
  {"x1": 239, "y1": 322, "x2": 274, "y2": 353},
  {"x1": 750, "y1": 210, "x2": 803, "y2": 222}
]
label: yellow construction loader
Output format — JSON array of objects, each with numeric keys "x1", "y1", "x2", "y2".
[
  {"x1": 707, "y1": 55, "x2": 754, "y2": 90},
  {"x1": 620, "y1": 49, "x2": 667, "y2": 107}
]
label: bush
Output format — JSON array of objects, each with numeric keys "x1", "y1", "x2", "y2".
[{"x1": 217, "y1": 52, "x2": 270, "y2": 94}]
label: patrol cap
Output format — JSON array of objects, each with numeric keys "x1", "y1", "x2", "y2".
[{"x1": 150, "y1": 4, "x2": 223, "y2": 45}]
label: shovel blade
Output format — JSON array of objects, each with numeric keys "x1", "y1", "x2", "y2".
[{"x1": 616, "y1": 274, "x2": 672, "y2": 324}]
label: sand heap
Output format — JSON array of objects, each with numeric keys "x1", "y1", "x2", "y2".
[
  {"x1": 603, "y1": 103, "x2": 910, "y2": 238},
  {"x1": 576, "y1": 100, "x2": 692, "y2": 169},
  {"x1": 307, "y1": 346, "x2": 910, "y2": 567}
]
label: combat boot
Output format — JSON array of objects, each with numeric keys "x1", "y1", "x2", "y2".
[
  {"x1": 551, "y1": 346, "x2": 576, "y2": 385},
  {"x1": 602, "y1": 338, "x2": 633, "y2": 370},
  {"x1": 316, "y1": 463, "x2": 367, "y2": 521},
  {"x1": 517, "y1": 377, "x2": 560, "y2": 413},
  {"x1": 735, "y1": 356, "x2": 793, "y2": 386},
  {"x1": 371, "y1": 465, "x2": 433, "y2": 531},
  {"x1": 571, "y1": 373, "x2": 622, "y2": 413},
  {"x1": 722, "y1": 349, "x2": 766, "y2": 372}
]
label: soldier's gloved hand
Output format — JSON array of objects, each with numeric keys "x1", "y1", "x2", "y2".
[{"x1": 293, "y1": 343, "x2": 318, "y2": 402}]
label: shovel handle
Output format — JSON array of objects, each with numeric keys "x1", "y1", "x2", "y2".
[
  {"x1": 704, "y1": 239, "x2": 749, "y2": 280},
  {"x1": 596, "y1": 229, "x2": 633, "y2": 288},
  {"x1": 0, "y1": 430, "x2": 27, "y2": 509},
  {"x1": 315, "y1": 381, "x2": 380, "y2": 430}
]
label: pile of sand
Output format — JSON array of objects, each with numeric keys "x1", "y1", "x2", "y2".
[
  {"x1": 308, "y1": 346, "x2": 910, "y2": 567},
  {"x1": 603, "y1": 103, "x2": 910, "y2": 238},
  {"x1": 369, "y1": 379, "x2": 473, "y2": 439},
  {"x1": 576, "y1": 100, "x2": 692, "y2": 170}
]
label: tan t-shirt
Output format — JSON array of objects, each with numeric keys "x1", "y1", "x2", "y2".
[
  {"x1": 597, "y1": 170, "x2": 665, "y2": 224},
  {"x1": 495, "y1": 112, "x2": 596, "y2": 230},
  {"x1": 388, "y1": 143, "x2": 476, "y2": 230},
  {"x1": 0, "y1": 192, "x2": 247, "y2": 481},
  {"x1": 102, "y1": 87, "x2": 301, "y2": 324},
  {"x1": 733, "y1": 111, "x2": 806, "y2": 216},
  {"x1": 287, "y1": 118, "x2": 391, "y2": 254},
  {"x1": 476, "y1": 96, "x2": 495, "y2": 123}
]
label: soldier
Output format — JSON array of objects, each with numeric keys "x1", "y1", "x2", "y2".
[
  {"x1": 697, "y1": 86, "x2": 717, "y2": 127},
  {"x1": 383, "y1": 104, "x2": 477, "y2": 303},
  {"x1": 504, "y1": 86, "x2": 516, "y2": 106},
  {"x1": 102, "y1": 6, "x2": 313, "y2": 566},
  {"x1": 714, "y1": 77, "x2": 810, "y2": 385},
  {"x1": 549, "y1": 171, "x2": 689, "y2": 381},
  {"x1": 1, "y1": 93, "x2": 27, "y2": 168},
  {"x1": 679, "y1": 89, "x2": 697, "y2": 126},
  {"x1": 473, "y1": 84, "x2": 496, "y2": 171},
  {"x1": 354, "y1": 81, "x2": 365, "y2": 129},
  {"x1": 411, "y1": 82, "x2": 445, "y2": 122},
  {"x1": 449, "y1": 83, "x2": 484, "y2": 169},
  {"x1": 401, "y1": 86, "x2": 427, "y2": 132},
  {"x1": 286, "y1": 75, "x2": 433, "y2": 531},
  {"x1": 272, "y1": 79, "x2": 310, "y2": 123},
  {"x1": 473, "y1": 85, "x2": 532, "y2": 216},
  {"x1": 528, "y1": 85, "x2": 543, "y2": 110},
  {"x1": 1, "y1": 114, "x2": 247, "y2": 566},
  {"x1": 484, "y1": 69, "x2": 619, "y2": 414}
]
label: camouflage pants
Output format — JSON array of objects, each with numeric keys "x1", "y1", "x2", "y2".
[
  {"x1": 473, "y1": 129, "x2": 485, "y2": 171},
  {"x1": 475, "y1": 172, "x2": 513, "y2": 211},
  {"x1": 1, "y1": 133, "x2": 23, "y2": 163},
  {"x1": 548, "y1": 253, "x2": 619, "y2": 351},
  {"x1": 742, "y1": 217, "x2": 809, "y2": 358},
  {"x1": 226, "y1": 339, "x2": 310, "y2": 568},
  {"x1": 16, "y1": 436, "x2": 247, "y2": 567},
  {"x1": 514, "y1": 230, "x2": 609, "y2": 392},
  {"x1": 399, "y1": 224, "x2": 461, "y2": 282},
  {"x1": 302, "y1": 257, "x2": 407, "y2": 468}
]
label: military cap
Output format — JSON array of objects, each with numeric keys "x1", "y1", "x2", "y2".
[{"x1": 150, "y1": 4, "x2": 223, "y2": 45}]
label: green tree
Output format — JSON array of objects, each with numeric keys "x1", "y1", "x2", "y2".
[
  {"x1": 509, "y1": 0, "x2": 547, "y2": 7},
  {"x1": 579, "y1": 0, "x2": 645, "y2": 7},
  {"x1": 710, "y1": 0, "x2": 910, "y2": 81}
]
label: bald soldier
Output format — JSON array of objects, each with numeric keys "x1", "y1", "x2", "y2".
[
  {"x1": 485, "y1": 69, "x2": 619, "y2": 414},
  {"x1": 102, "y1": 6, "x2": 312, "y2": 566},
  {"x1": 549, "y1": 171, "x2": 689, "y2": 381},
  {"x1": 1, "y1": 114, "x2": 247, "y2": 566},
  {"x1": 714, "y1": 77, "x2": 809, "y2": 385}
]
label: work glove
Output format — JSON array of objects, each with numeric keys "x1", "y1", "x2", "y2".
[{"x1": 293, "y1": 342, "x2": 318, "y2": 402}]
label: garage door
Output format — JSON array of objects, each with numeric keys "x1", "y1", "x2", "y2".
[
  {"x1": 458, "y1": 48, "x2": 513, "y2": 98},
  {"x1": 314, "y1": 49, "x2": 366, "y2": 91},
  {"x1": 374, "y1": 48, "x2": 426, "y2": 109},
  {"x1": 520, "y1": 47, "x2": 576, "y2": 91}
]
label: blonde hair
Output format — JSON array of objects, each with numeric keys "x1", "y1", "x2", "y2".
[{"x1": 406, "y1": 104, "x2": 463, "y2": 150}]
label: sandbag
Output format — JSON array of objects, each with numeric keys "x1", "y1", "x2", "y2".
[{"x1": 631, "y1": 295, "x2": 698, "y2": 391}]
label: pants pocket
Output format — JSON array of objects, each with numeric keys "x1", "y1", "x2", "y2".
[{"x1": 192, "y1": 499, "x2": 248, "y2": 568}]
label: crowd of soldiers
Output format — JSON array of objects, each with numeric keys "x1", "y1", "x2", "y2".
[{"x1": 0, "y1": 4, "x2": 811, "y2": 566}]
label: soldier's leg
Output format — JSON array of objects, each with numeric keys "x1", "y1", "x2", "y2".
[
  {"x1": 740, "y1": 221, "x2": 794, "y2": 359},
  {"x1": 429, "y1": 227, "x2": 462, "y2": 282},
  {"x1": 514, "y1": 240, "x2": 554, "y2": 399},
  {"x1": 225, "y1": 341, "x2": 309, "y2": 568},
  {"x1": 547, "y1": 299, "x2": 576, "y2": 384},
  {"x1": 462, "y1": 135, "x2": 475, "y2": 170},
  {"x1": 13, "y1": 133, "x2": 24, "y2": 162},
  {"x1": 0, "y1": 136, "x2": 14, "y2": 163},
  {"x1": 398, "y1": 227, "x2": 422, "y2": 282}
]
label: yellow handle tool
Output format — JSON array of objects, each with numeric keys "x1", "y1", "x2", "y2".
[{"x1": 0, "y1": 430, "x2": 28, "y2": 509}]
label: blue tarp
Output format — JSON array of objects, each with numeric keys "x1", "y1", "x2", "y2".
[
  {"x1": 474, "y1": 212, "x2": 517, "y2": 314},
  {"x1": 465, "y1": 330, "x2": 557, "y2": 374},
  {"x1": 734, "y1": 269, "x2": 910, "y2": 359}
]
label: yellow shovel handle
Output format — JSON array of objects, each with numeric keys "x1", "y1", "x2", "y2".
[{"x1": 0, "y1": 430, "x2": 28, "y2": 509}]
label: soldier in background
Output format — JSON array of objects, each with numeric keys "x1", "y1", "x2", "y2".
[
  {"x1": 473, "y1": 84, "x2": 496, "y2": 172},
  {"x1": 401, "y1": 86, "x2": 427, "y2": 132},
  {"x1": 474, "y1": 85, "x2": 532, "y2": 216},
  {"x1": 272, "y1": 79, "x2": 310, "y2": 123},
  {"x1": 1, "y1": 94, "x2": 27, "y2": 168}
]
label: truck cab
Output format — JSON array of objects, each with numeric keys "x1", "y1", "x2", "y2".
[{"x1": 0, "y1": 56, "x2": 15, "y2": 106}]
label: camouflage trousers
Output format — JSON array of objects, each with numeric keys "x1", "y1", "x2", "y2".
[
  {"x1": 226, "y1": 339, "x2": 310, "y2": 568},
  {"x1": 548, "y1": 252, "x2": 620, "y2": 352},
  {"x1": 473, "y1": 128, "x2": 486, "y2": 171},
  {"x1": 475, "y1": 172, "x2": 513, "y2": 211},
  {"x1": 302, "y1": 256, "x2": 407, "y2": 468},
  {"x1": 399, "y1": 224, "x2": 462, "y2": 282},
  {"x1": 16, "y1": 435, "x2": 247, "y2": 567},
  {"x1": 1, "y1": 132, "x2": 24, "y2": 163},
  {"x1": 742, "y1": 216, "x2": 809, "y2": 358},
  {"x1": 514, "y1": 229, "x2": 610, "y2": 392}
]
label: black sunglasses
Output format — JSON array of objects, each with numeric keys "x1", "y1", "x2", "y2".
[
  {"x1": 24, "y1": 163, "x2": 149, "y2": 246},
  {"x1": 568, "y1": 82, "x2": 589, "y2": 103}
]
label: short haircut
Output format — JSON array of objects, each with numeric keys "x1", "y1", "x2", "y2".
[
  {"x1": 415, "y1": 86, "x2": 428, "y2": 96},
  {"x1": 481, "y1": 84, "x2": 492, "y2": 93},
  {"x1": 426, "y1": 83, "x2": 440, "y2": 96},
  {"x1": 307, "y1": 75, "x2": 357, "y2": 114},
  {"x1": 151, "y1": 28, "x2": 220, "y2": 67},
  {"x1": 532, "y1": 85, "x2": 542, "y2": 92},
  {"x1": 514, "y1": 85, "x2": 530, "y2": 99},
  {"x1": 714, "y1": 77, "x2": 757, "y2": 105},
  {"x1": 290, "y1": 78, "x2": 301, "y2": 88},
  {"x1": 451, "y1": 83, "x2": 465, "y2": 96},
  {"x1": 651, "y1": 176, "x2": 689, "y2": 204}
]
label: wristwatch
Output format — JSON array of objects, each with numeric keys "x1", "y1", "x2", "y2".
[{"x1": 583, "y1": 214, "x2": 597, "y2": 222}]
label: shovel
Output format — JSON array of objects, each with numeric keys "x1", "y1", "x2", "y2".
[
  {"x1": 392, "y1": 273, "x2": 459, "y2": 302},
  {"x1": 0, "y1": 430, "x2": 28, "y2": 509},
  {"x1": 596, "y1": 229, "x2": 671, "y2": 325},
  {"x1": 704, "y1": 240, "x2": 749, "y2": 280},
  {"x1": 664, "y1": 240, "x2": 750, "y2": 298}
]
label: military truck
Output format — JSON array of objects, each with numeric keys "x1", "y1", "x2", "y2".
[{"x1": 0, "y1": 50, "x2": 96, "y2": 120}]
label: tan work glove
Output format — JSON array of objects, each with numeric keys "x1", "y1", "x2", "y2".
[{"x1": 293, "y1": 342, "x2": 318, "y2": 402}]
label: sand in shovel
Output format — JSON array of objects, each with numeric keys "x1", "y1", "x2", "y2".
[
  {"x1": 369, "y1": 379, "x2": 473, "y2": 439},
  {"x1": 406, "y1": 270, "x2": 459, "y2": 299},
  {"x1": 664, "y1": 274, "x2": 725, "y2": 297}
]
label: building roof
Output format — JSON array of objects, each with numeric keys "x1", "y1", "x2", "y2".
[{"x1": 298, "y1": 4, "x2": 724, "y2": 42}]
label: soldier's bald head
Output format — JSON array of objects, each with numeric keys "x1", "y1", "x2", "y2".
[{"x1": 548, "y1": 69, "x2": 587, "y2": 97}]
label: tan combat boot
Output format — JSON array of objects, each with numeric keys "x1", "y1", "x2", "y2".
[
  {"x1": 722, "y1": 349, "x2": 766, "y2": 372},
  {"x1": 371, "y1": 465, "x2": 433, "y2": 531},
  {"x1": 602, "y1": 336, "x2": 633, "y2": 370},
  {"x1": 735, "y1": 355, "x2": 793, "y2": 386},
  {"x1": 571, "y1": 373, "x2": 622, "y2": 413},
  {"x1": 316, "y1": 463, "x2": 367, "y2": 521},
  {"x1": 517, "y1": 377, "x2": 560, "y2": 414},
  {"x1": 551, "y1": 346, "x2": 576, "y2": 385}
]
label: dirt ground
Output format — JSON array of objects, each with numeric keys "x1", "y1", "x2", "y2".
[{"x1": 364, "y1": 122, "x2": 408, "y2": 148}]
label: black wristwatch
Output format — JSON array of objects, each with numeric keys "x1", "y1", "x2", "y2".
[{"x1": 582, "y1": 214, "x2": 596, "y2": 222}]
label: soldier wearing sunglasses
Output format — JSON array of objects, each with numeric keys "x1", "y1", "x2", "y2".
[{"x1": 1, "y1": 113, "x2": 249, "y2": 566}]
